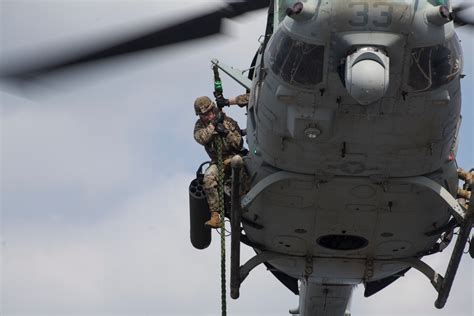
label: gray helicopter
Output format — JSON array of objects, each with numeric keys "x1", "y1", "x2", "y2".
[
  {"x1": 1, "y1": 1, "x2": 473, "y2": 315},
  {"x1": 194, "y1": 1, "x2": 473, "y2": 315}
]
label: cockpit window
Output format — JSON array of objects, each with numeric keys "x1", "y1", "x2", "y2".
[
  {"x1": 407, "y1": 35, "x2": 462, "y2": 92},
  {"x1": 268, "y1": 29, "x2": 325, "y2": 87}
]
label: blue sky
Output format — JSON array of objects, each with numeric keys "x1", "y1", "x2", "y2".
[{"x1": 0, "y1": 1, "x2": 472, "y2": 315}]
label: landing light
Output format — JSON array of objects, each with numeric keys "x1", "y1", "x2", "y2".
[{"x1": 304, "y1": 127, "x2": 321, "y2": 139}]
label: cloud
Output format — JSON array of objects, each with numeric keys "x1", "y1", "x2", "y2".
[
  {"x1": 2, "y1": 173, "x2": 295, "y2": 315},
  {"x1": 2, "y1": 174, "x2": 192, "y2": 315},
  {"x1": 351, "y1": 252, "x2": 473, "y2": 316},
  {"x1": 1, "y1": 2, "x2": 473, "y2": 316}
]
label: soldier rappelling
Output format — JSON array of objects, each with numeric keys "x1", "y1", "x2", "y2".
[{"x1": 193, "y1": 94, "x2": 248, "y2": 228}]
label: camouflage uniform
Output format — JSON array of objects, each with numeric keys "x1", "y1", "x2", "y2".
[
  {"x1": 234, "y1": 93, "x2": 250, "y2": 107},
  {"x1": 194, "y1": 114, "x2": 243, "y2": 213}
]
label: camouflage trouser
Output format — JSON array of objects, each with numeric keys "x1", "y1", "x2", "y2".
[
  {"x1": 203, "y1": 158, "x2": 249, "y2": 213},
  {"x1": 203, "y1": 164, "x2": 220, "y2": 213}
]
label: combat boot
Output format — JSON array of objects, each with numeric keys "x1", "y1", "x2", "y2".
[{"x1": 205, "y1": 211, "x2": 221, "y2": 228}]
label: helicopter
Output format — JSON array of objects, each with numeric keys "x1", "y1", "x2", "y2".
[{"x1": 0, "y1": 1, "x2": 473, "y2": 316}]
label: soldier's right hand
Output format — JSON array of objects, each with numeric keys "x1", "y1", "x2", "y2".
[
  {"x1": 215, "y1": 123, "x2": 229, "y2": 136},
  {"x1": 211, "y1": 111, "x2": 224, "y2": 126}
]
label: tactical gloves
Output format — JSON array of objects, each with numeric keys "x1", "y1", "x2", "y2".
[
  {"x1": 215, "y1": 123, "x2": 229, "y2": 136},
  {"x1": 211, "y1": 112, "x2": 229, "y2": 136},
  {"x1": 216, "y1": 96, "x2": 230, "y2": 108},
  {"x1": 211, "y1": 111, "x2": 224, "y2": 126}
]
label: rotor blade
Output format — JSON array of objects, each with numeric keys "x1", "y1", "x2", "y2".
[{"x1": 0, "y1": 0, "x2": 270, "y2": 82}]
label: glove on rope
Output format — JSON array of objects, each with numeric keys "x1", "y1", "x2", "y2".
[
  {"x1": 212, "y1": 111, "x2": 225, "y2": 126},
  {"x1": 216, "y1": 96, "x2": 230, "y2": 109},
  {"x1": 215, "y1": 123, "x2": 229, "y2": 136}
]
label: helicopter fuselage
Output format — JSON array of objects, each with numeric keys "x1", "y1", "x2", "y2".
[{"x1": 241, "y1": 1, "x2": 464, "y2": 314}]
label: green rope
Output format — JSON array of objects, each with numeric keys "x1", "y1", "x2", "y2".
[{"x1": 216, "y1": 136, "x2": 226, "y2": 316}]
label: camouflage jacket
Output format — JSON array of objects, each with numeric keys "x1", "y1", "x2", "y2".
[
  {"x1": 194, "y1": 114, "x2": 243, "y2": 161},
  {"x1": 235, "y1": 93, "x2": 250, "y2": 107}
]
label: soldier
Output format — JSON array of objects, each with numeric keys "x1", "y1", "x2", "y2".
[{"x1": 193, "y1": 94, "x2": 248, "y2": 228}]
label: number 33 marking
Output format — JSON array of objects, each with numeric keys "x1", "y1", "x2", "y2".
[{"x1": 349, "y1": 2, "x2": 394, "y2": 27}]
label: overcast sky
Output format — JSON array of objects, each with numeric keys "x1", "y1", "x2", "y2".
[{"x1": 0, "y1": 1, "x2": 472, "y2": 316}]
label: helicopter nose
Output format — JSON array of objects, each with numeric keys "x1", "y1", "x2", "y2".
[{"x1": 345, "y1": 47, "x2": 390, "y2": 105}]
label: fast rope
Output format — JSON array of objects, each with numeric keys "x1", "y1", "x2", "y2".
[
  {"x1": 213, "y1": 63, "x2": 227, "y2": 315},
  {"x1": 216, "y1": 135, "x2": 227, "y2": 316}
]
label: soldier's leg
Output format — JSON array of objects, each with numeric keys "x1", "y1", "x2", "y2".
[
  {"x1": 203, "y1": 164, "x2": 219, "y2": 212},
  {"x1": 203, "y1": 164, "x2": 221, "y2": 228}
]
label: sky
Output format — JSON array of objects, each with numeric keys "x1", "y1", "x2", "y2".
[{"x1": 0, "y1": 1, "x2": 472, "y2": 316}]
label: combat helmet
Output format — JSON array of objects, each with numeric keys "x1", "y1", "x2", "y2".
[{"x1": 194, "y1": 96, "x2": 216, "y2": 115}]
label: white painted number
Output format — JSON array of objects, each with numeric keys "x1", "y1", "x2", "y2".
[{"x1": 349, "y1": 2, "x2": 394, "y2": 27}]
